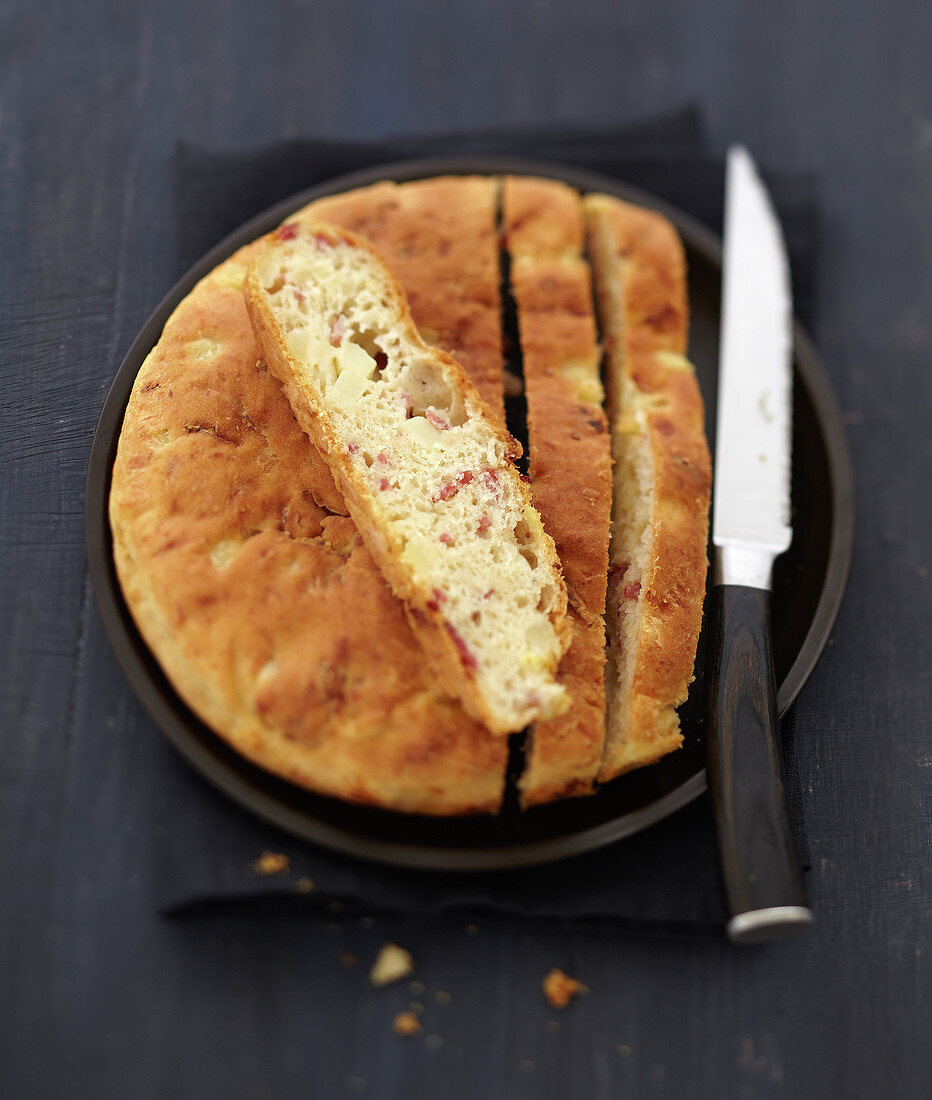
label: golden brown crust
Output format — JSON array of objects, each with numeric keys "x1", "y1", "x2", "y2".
[
  {"x1": 110, "y1": 183, "x2": 512, "y2": 815},
  {"x1": 583, "y1": 194, "x2": 711, "y2": 781},
  {"x1": 503, "y1": 178, "x2": 612, "y2": 803},
  {"x1": 586, "y1": 195, "x2": 689, "y2": 357}
]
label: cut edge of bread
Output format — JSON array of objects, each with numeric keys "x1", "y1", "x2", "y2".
[
  {"x1": 583, "y1": 194, "x2": 711, "y2": 782},
  {"x1": 244, "y1": 220, "x2": 572, "y2": 736}
]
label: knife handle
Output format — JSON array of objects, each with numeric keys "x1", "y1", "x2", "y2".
[{"x1": 705, "y1": 583, "x2": 813, "y2": 942}]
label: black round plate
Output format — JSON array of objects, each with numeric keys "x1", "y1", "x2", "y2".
[{"x1": 85, "y1": 157, "x2": 854, "y2": 871}]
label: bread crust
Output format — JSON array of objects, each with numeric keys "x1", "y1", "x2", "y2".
[
  {"x1": 109, "y1": 183, "x2": 513, "y2": 814},
  {"x1": 244, "y1": 221, "x2": 571, "y2": 735},
  {"x1": 502, "y1": 178, "x2": 612, "y2": 804},
  {"x1": 584, "y1": 195, "x2": 711, "y2": 781}
]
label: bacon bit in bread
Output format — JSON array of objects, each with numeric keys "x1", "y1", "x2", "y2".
[
  {"x1": 400, "y1": 389, "x2": 413, "y2": 414},
  {"x1": 347, "y1": 441, "x2": 359, "y2": 454},
  {"x1": 252, "y1": 851, "x2": 290, "y2": 875},
  {"x1": 330, "y1": 316, "x2": 347, "y2": 347},
  {"x1": 392, "y1": 1011, "x2": 422, "y2": 1037},
  {"x1": 293, "y1": 288, "x2": 305, "y2": 303},
  {"x1": 482, "y1": 467, "x2": 499, "y2": 491},
  {"x1": 377, "y1": 451, "x2": 389, "y2": 464},
  {"x1": 435, "y1": 469, "x2": 474, "y2": 503},
  {"x1": 624, "y1": 581, "x2": 642, "y2": 599},
  {"x1": 370, "y1": 943, "x2": 415, "y2": 986},
  {"x1": 445, "y1": 623, "x2": 478, "y2": 671},
  {"x1": 542, "y1": 968, "x2": 588, "y2": 1009},
  {"x1": 276, "y1": 223, "x2": 299, "y2": 241},
  {"x1": 478, "y1": 514, "x2": 491, "y2": 534},
  {"x1": 425, "y1": 407, "x2": 450, "y2": 431},
  {"x1": 427, "y1": 588, "x2": 448, "y2": 612},
  {"x1": 439, "y1": 533, "x2": 453, "y2": 545},
  {"x1": 379, "y1": 478, "x2": 390, "y2": 491},
  {"x1": 609, "y1": 561, "x2": 629, "y2": 584}
]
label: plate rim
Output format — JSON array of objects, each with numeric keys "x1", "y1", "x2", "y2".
[{"x1": 85, "y1": 155, "x2": 854, "y2": 872}]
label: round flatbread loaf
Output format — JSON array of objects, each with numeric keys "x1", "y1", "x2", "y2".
[{"x1": 110, "y1": 181, "x2": 510, "y2": 814}]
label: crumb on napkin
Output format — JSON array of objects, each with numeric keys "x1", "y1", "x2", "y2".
[
  {"x1": 370, "y1": 943, "x2": 415, "y2": 986},
  {"x1": 393, "y1": 1011, "x2": 423, "y2": 1037},
  {"x1": 542, "y1": 968, "x2": 588, "y2": 1009},
  {"x1": 252, "y1": 851, "x2": 290, "y2": 875}
]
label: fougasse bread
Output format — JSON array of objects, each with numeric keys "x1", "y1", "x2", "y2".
[
  {"x1": 110, "y1": 173, "x2": 713, "y2": 815},
  {"x1": 109, "y1": 179, "x2": 515, "y2": 815},
  {"x1": 584, "y1": 194, "x2": 712, "y2": 780},
  {"x1": 244, "y1": 220, "x2": 572, "y2": 736},
  {"x1": 502, "y1": 177, "x2": 612, "y2": 804}
]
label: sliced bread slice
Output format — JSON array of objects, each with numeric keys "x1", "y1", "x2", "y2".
[
  {"x1": 502, "y1": 176, "x2": 612, "y2": 804},
  {"x1": 584, "y1": 195, "x2": 712, "y2": 780},
  {"x1": 244, "y1": 221, "x2": 572, "y2": 735}
]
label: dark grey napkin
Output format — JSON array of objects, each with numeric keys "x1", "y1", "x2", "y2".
[{"x1": 159, "y1": 107, "x2": 815, "y2": 930}]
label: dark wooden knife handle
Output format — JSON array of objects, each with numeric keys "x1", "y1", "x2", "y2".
[{"x1": 706, "y1": 584, "x2": 813, "y2": 941}]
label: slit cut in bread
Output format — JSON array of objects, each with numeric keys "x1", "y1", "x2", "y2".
[
  {"x1": 244, "y1": 221, "x2": 572, "y2": 736},
  {"x1": 584, "y1": 195, "x2": 712, "y2": 780},
  {"x1": 502, "y1": 177, "x2": 612, "y2": 804}
]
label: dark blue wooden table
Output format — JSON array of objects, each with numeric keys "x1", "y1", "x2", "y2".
[{"x1": 2, "y1": 2, "x2": 929, "y2": 1097}]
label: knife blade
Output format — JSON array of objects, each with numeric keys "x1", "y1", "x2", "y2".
[{"x1": 706, "y1": 146, "x2": 814, "y2": 942}]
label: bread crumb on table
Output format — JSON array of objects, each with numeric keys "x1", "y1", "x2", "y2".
[
  {"x1": 542, "y1": 968, "x2": 588, "y2": 1009},
  {"x1": 392, "y1": 1011, "x2": 423, "y2": 1037},
  {"x1": 370, "y1": 943, "x2": 415, "y2": 986},
  {"x1": 295, "y1": 877, "x2": 315, "y2": 894},
  {"x1": 252, "y1": 851, "x2": 290, "y2": 875}
]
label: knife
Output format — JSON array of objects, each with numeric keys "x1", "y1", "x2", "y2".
[{"x1": 706, "y1": 146, "x2": 814, "y2": 943}]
